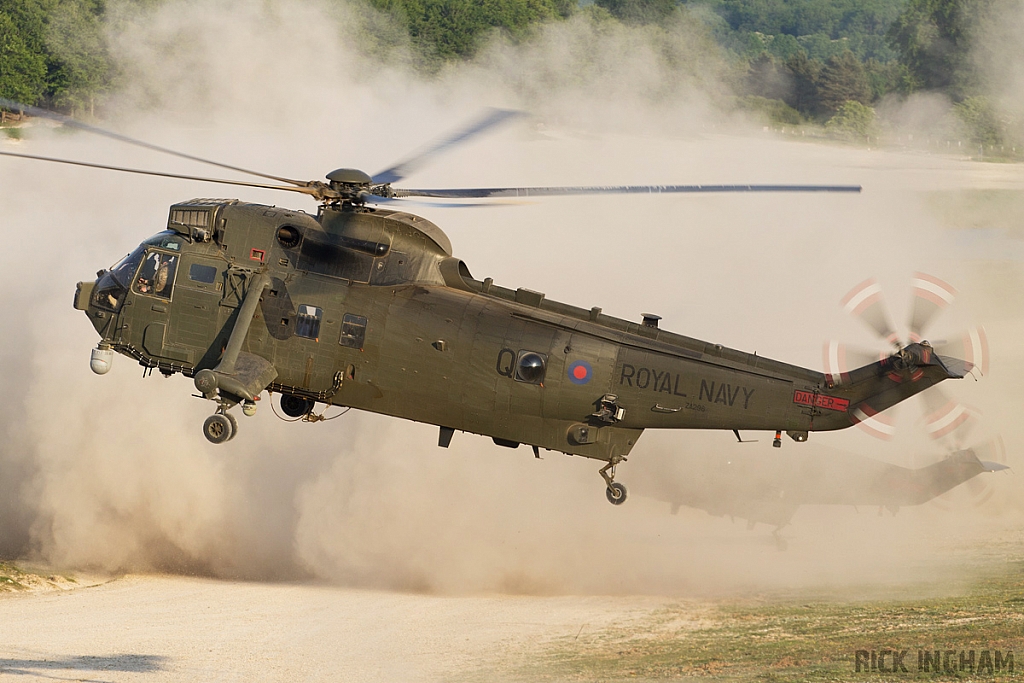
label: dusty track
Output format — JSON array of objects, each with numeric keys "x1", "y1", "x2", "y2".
[{"x1": 0, "y1": 575, "x2": 676, "y2": 682}]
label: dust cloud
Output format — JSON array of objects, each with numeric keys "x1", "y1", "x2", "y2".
[{"x1": 1, "y1": 0, "x2": 1023, "y2": 597}]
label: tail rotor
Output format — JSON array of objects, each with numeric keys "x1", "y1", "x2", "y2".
[{"x1": 824, "y1": 273, "x2": 985, "y2": 444}]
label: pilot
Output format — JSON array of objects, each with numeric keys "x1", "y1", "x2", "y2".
[
  {"x1": 137, "y1": 252, "x2": 161, "y2": 293},
  {"x1": 153, "y1": 255, "x2": 175, "y2": 296}
]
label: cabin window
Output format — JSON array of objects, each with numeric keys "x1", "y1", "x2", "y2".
[
  {"x1": 133, "y1": 250, "x2": 178, "y2": 299},
  {"x1": 339, "y1": 314, "x2": 367, "y2": 350},
  {"x1": 188, "y1": 263, "x2": 218, "y2": 284},
  {"x1": 295, "y1": 305, "x2": 323, "y2": 340},
  {"x1": 515, "y1": 351, "x2": 547, "y2": 384}
]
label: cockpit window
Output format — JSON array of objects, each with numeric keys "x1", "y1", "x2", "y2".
[
  {"x1": 133, "y1": 250, "x2": 179, "y2": 299},
  {"x1": 93, "y1": 246, "x2": 147, "y2": 311},
  {"x1": 143, "y1": 231, "x2": 184, "y2": 251},
  {"x1": 108, "y1": 247, "x2": 146, "y2": 289}
]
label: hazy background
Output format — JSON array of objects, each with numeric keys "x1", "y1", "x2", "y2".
[{"x1": 1, "y1": 0, "x2": 1022, "y2": 596}]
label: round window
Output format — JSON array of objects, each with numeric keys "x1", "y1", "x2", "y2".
[{"x1": 516, "y1": 352, "x2": 546, "y2": 384}]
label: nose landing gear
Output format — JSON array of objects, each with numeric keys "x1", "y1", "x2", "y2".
[{"x1": 599, "y1": 455, "x2": 628, "y2": 505}]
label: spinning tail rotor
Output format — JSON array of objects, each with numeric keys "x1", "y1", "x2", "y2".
[{"x1": 824, "y1": 274, "x2": 987, "y2": 442}]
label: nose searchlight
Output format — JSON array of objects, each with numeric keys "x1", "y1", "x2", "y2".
[{"x1": 90, "y1": 344, "x2": 113, "y2": 375}]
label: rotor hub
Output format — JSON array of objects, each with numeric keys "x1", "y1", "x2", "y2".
[{"x1": 326, "y1": 168, "x2": 372, "y2": 185}]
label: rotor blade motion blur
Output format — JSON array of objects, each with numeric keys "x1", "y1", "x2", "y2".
[
  {"x1": 0, "y1": 97, "x2": 305, "y2": 186},
  {"x1": 371, "y1": 108, "x2": 523, "y2": 185},
  {"x1": 392, "y1": 184, "x2": 862, "y2": 199},
  {"x1": 841, "y1": 278, "x2": 898, "y2": 344},
  {"x1": 909, "y1": 272, "x2": 957, "y2": 341},
  {"x1": 0, "y1": 150, "x2": 322, "y2": 197}
]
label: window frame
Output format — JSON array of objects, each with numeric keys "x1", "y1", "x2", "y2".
[
  {"x1": 339, "y1": 313, "x2": 368, "y2": 350},
  {"x1": 131, "y1": 249, "x2": 180, "y2": 301}
]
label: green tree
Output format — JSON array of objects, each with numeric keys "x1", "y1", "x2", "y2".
[
  {"x1": 825, "y1": 99, "x2": 877, "y2": 139},
  {"x1": 817, "y1": 50, "x2": 870, "y2": 113},
  {"x1": 783, "y1": 51, "x2": 821, "y2": 116},
  {"x1": 862, "y1": 57, "x2": 914, "y2": 100},
  {"x1": 745, "y1": 53, "x2": 790, "y2": 101},
  {"x1": 0, "y1": 11, "x2": 47, "y2": 104},
  {"x1": 887, "y1": 0, "x2": 975, "y2": 95},
  {"x1": 369, "y1": 0, "x2": 573, "y2": 61},
  {"x1": 795, "y1": 32, "x2": 847, "y2": 61},
  {"x1": 0, "y1": 0, "x2": 54, "y2": 55},
  {"x1": 45, "y1": 0, "x2": 112, "y2": 115},
  {"x1": 595, "y1": 0, "x2": 678, "y2": 25},
  {"x1": 953, "y1": 96, "x2": 1005, "y2": 147},
  {"x1": 766, "y1": 32, "x2": 801, "y2": 60}
]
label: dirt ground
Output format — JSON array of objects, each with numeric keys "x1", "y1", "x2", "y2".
[
  {"x1": 0, "y1": 573, "x2": 683, "y2": 682},
  {"x1": 2, "y1": 552, "x2": 1022, "y2": 683}
]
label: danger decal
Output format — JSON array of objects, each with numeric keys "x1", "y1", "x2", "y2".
[{"x1": 794, "y1": 390, "x2": 849, "y2": 412}]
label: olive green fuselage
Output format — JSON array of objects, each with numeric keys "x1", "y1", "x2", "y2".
[{"x1": 77, "y1": 199, "x2": 952, "y2": 462}]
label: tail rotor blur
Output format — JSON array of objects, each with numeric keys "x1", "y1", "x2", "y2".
[
  {"x1": 908, "y1": 272, "x2": 957, "y2": 341},
  {"x1": 841, "y1": 278, "x2": 898, "y2": 346},
  {"x1": 824, "y1": 273, "x2": 985, "y2": 443}
]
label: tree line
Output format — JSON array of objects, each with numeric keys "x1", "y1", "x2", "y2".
[
  {"x1": 0, "y1": 0, "x2": 110, "y2": 116},
  {"x1": 0, "y1": 0, "x2": 1016, "y2": 150}
]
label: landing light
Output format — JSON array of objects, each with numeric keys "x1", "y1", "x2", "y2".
[{"x1": 90, "y1": 344, "x2": 113, "y2": 375}]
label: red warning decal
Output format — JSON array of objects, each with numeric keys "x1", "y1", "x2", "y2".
[{"x1": 793, "y1": 390, "x2": 849, "y2": 412}]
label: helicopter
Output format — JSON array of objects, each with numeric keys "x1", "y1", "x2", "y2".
[{"x1": 0, "y1": 100, "x2": 977, "y2": 506}]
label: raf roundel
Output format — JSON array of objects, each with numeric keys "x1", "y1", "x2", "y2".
[{"x1": 567, "y1": 360, "x2": 593, "y2": 385}]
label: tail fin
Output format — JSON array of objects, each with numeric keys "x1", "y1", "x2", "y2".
[{"x1": 820, "y1": 343, "x2": 971, "y2": 432}]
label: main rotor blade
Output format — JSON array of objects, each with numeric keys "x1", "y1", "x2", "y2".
[
  {"x1": 371, "y1": 108, "x2": 523, "y2": 185},
  {"x1": 392, "y1": 183, "x2": 862, "y2": 198},
  {"x1": 0, "y1": 150, "x2": 319, "y2": 197},
  {"x1": 362, "y1": 194, "x2": 493, "y2": 209},
  {"x1": 0, "y1": 98, "x2": 306, "y2": 186}
]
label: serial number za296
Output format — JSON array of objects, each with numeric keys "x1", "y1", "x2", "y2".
[{"x1": 685, "y1": 402, "x2": 706, "y2": 412}]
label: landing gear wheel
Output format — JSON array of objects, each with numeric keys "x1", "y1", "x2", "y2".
[
  {"x1": 598, "y1": 456, "x2": 627, "y2": 506},
  {"x1": 203, "y1": 414, "x2": 234, "y2": 444},
  {"x1": 606, "y1": 482, "x2": 628, "y2": 505},
  {"x1": 225, "y1": 412, "x2": 238, "y2": 441},
  {"x1": 281, "y1": 394, "x2": 314, "y2": 418}
]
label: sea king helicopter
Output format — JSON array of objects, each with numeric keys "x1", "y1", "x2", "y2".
[{"x1": 0, "y1": 100, "x2": 979, "y2": 505}]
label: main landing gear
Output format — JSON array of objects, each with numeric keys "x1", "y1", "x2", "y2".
[
  {"x1": 203, "y1": 410, "x2": 237, "y2": 444},
  {"x1": 201, "y1": 398, "x2": 257, "y2": 444},
  {"x1": 599, "y1": 455, "x2": 628, "y2": 505}
]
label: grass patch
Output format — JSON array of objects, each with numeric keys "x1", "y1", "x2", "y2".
[
  {"x1": 0, "y1": 562, "x2": 29, "y2": 591},
  {"x1": 508, "y1": 564, "x2": 1024, "y2": 682},
  {"x1": 0, "y1": 561, "x2": 79, "y2": 593}
]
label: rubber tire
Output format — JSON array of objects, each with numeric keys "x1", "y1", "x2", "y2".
[
  {"x1": 281, "y1": 394, "x2": 314, "y2": 418},
  {"x1": 203, "y1": 414, "x2": 233, "y2": 444},
  {"x1": 606, "y1": 482, "x2": 628, "y2": 506},
  {"x1": 225, "y1": 412, "x2": 238, "y2": 442}
]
